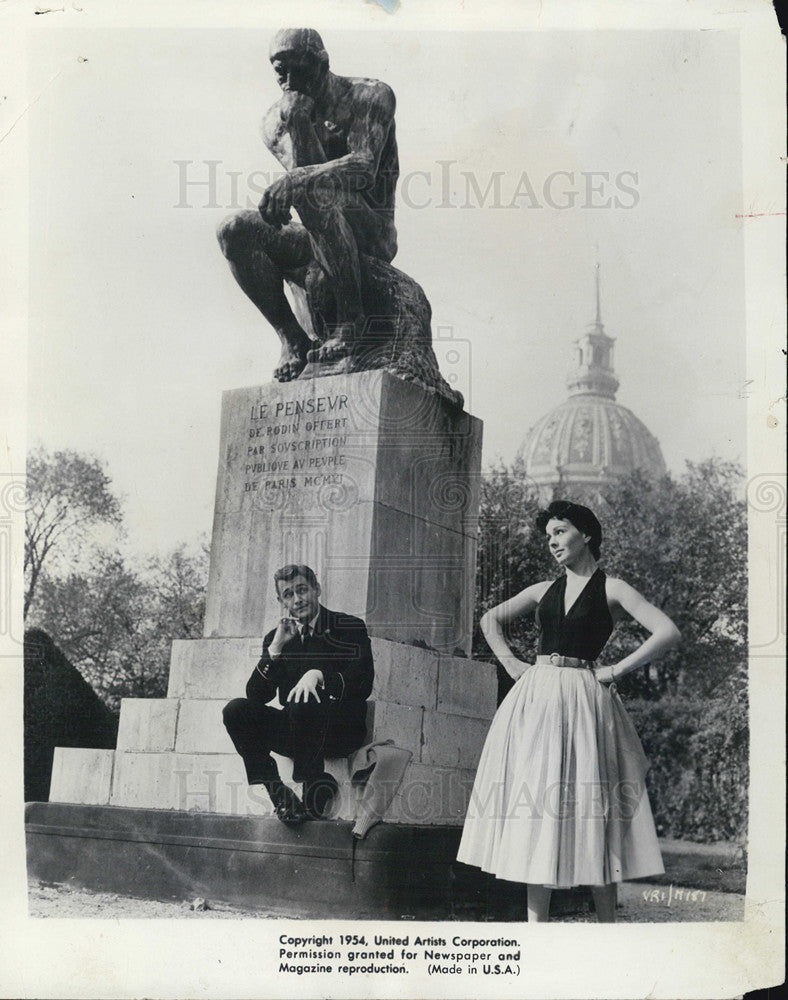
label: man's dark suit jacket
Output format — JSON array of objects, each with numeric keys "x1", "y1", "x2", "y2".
[{"x1": 246, "y1": 605, "x2": 374, "y2": 733}]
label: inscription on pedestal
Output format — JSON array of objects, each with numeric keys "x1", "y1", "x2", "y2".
[{"x1": 244, "y1": 392, "x2": 349, "y2": 500}]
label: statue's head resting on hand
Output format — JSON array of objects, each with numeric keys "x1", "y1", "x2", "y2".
[{"x1": 269, "y1": 28, "x2": 330, "y2": 99}]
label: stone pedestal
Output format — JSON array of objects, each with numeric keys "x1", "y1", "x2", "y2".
[
  {"x1": 204, "y1": 371, "x2": 482, "y2": 654},
  {"x1": 29, "y1": 372, "x2": 501, "y2": 915}
]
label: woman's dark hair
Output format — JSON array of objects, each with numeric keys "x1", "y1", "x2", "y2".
[{"x1": 535, "y1": 500, "x2": 603, "y2": 560}]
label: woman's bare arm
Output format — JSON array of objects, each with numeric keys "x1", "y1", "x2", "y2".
[
  {"x1": 480, "y1": 581, "x2": 551, "y2": 680},
  {"x1": 595, "y1": 577, "x2": 681, "y2": 683}
]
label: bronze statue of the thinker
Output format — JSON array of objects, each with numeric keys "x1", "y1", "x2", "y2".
[{"x1": 218, "y1": 28, "x2": 461, "y2": 406}]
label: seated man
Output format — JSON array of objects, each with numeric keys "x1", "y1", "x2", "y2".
[{"x1": 223, "y1": 564, "x2": 374, "y2": 825}]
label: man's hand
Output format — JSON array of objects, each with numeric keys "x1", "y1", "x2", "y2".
[
  {"x1": 268, "y1": 617, "x2": 299, "y2": 658},
  {"x1": 259, "y1": 174, "x2": 295, "y2": 227},
  {"x1": 279, "y1": 91, "x2": 315, "y2": 125},
  {"x1": 287, "y1": 669, "x2": 325, "y2": 703}
]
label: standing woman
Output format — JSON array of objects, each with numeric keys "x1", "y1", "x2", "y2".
[{"x1": 457, "y1": 500, "x2": 681, "y2": 922}]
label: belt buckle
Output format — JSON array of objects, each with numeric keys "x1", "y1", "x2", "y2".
[{"x1": 549, "y1": 653, "x2": 561, "y2": 665}]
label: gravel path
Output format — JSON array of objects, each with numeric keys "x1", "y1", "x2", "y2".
[
  {"x1": 28, "y1": 879, "x2": 274, "y2": 919},
  {"x1": 28, "y1": 878, "x2": 744, "y2": 922}
]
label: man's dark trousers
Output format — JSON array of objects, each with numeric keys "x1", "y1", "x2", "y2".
[{"x1": 222, "y1": 693, "x2": 366, "y2": 786}]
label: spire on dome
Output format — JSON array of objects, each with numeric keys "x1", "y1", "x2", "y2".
[{"x1": 565, "y1": 262, "x2": 619, "y2": 399}]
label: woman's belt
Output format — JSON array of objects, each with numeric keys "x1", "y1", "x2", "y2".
[{"x1": 535, "y1": 653, "x2": 595, "y2": 670}]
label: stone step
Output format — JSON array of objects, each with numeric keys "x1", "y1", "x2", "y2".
[
  {"x1": 49, "y1": 747, "x2": 115, "y2": 807},
  {"x1": 49, "y1": 746, "x2": 476, "y2": 826},
  {"x1": 50, "y1": 639, "x2": 495, "y2": 827},
  {"x1": 115, "y1": 693, "x2": 490, "y2": 772},
  {"x1": 383, "y1": 761, "x2": 476, "y2": 826},
  {"x1": 167, "y1": 637, "x2": 260, "y2": 701},
  {"x1": 167, "y1": 636, "x2": 497, "y2": 719},
  {"x1": 109, "y1": 751, "x2": 360, "y2": 818},
  {"x1": 50, "y1": 747, "x2": 352, "y2": 819}
]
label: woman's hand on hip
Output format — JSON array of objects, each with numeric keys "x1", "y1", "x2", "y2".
[
  {"x1": 593, "y1": 664, "x2": 618, "y2": 685},
  {"x1": 502, "y1": 655, "x2": 531, "y2": 680}
]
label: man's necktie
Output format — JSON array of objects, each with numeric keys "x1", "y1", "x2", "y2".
[{"x1": 300, "y1": 625, "x2": 310, "y2": 645}]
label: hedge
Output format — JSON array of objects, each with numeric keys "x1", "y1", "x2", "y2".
[{"x1": 627, "y1": 687, "x2": 748, "y2": 844}]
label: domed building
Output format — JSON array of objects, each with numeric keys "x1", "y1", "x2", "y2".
[{"x1": 518, "y1": 267, "x2": 666, "y2": 499}]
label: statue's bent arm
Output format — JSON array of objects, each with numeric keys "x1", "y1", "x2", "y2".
[{"x1": 262, "y1": 82, "x2": 395, "y2": 199}]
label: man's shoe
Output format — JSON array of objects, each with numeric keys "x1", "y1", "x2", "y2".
[
  {"x1": 269, "y1": 785, "x2": 307, "y2": 826},
  {"x1": 304, "y1": 772, "x2": 339, "y2": 820}
]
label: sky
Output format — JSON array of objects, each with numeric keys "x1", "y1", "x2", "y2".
[{"x1": 26, "y1": 26, "x2": 746, "y2": 556}]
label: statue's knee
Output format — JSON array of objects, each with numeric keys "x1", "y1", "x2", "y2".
[
  {"x1": 216, "y1": 213, "x2": 239, "y2": 257},
  {"x1": 216, "y1": 210, "x2": 257, "y2": 258}
]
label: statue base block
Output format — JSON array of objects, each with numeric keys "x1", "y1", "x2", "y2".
[{"x1": 203, "y1": 371, "x2": 482, "y2": 654}]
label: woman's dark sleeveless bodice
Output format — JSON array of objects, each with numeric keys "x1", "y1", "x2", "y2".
[{"x1": 535, "y1": 568, "x2": 614, "y2": 661}]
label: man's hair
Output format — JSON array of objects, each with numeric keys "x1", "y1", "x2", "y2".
[
  {"x1": 269, "y1": 28, "x2": 329, "y2": 68},
  {"x1": 273, "y1": 563, "x2": 319, "y2": 592},
  {"x1": 535, "y1": 500, "x2": 603, "y2": 560}
]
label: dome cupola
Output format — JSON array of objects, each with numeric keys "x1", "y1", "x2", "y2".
[{"x1": 519, "y1": 264, "x2": 667, "y2": 497}]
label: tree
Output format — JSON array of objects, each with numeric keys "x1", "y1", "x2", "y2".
[
  {"x1": 26, "y1": 446, "x2": 209, "y2": 710},
  {"x1": 25, "y1": 447, "x2": 123, "y2": 617},
  {"x1": 598, "y1": 460, "x2": 747, "y2": 698},
  {"x1": 146, "y1": 542, "x2": 210, "y2": 643},
  {"x1": 31, "y1": 551, "x2": 154, "y2": 708},
  {"x1": 29, "y1": 542, "x2": 209, "y2": 711}
]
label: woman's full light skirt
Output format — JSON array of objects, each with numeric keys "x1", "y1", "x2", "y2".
[{"x1": 457, "y1": 664, "x2": 664, "y2": 888}]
